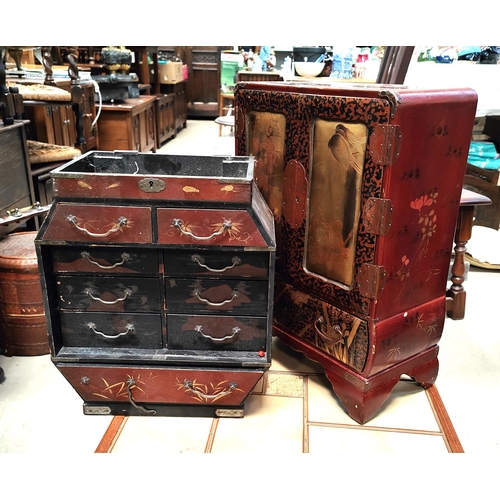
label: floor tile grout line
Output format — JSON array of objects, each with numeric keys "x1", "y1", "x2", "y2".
[
  {"x1": 303, "y1": 375, "x2": 310, "y2": 452},
  {"x1": 306, "y1": 420, "x2": 444, "y2": 436},
  {"x1": 425, "y1": 384, "x2": 464, "y2": 453},
  {"x1": 94, "y1": 415, "x2": 128, "y2": 453},
  {"x1": 204, "y1": 418, "x2": 219, "y2": 453}
]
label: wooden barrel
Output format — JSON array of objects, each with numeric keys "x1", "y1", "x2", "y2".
[{"x1": 0, "y1": 231, "x2": 50, "y2": 356}]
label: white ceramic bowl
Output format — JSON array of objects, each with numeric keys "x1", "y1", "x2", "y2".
[{"x1": 294, "y1": 61, "x2": 325, "y2": 78}]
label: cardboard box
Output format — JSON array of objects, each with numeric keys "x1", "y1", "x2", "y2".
[{"x1": 157, "y1": 61, "x2": 184, "y2": 84}]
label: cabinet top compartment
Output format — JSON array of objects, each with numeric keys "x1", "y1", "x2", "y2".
[{"x1": 50, "y1": 151, "x2": 256, "y2": 203}]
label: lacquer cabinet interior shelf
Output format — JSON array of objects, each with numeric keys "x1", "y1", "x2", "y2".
[
  {"x1": 36, "y1": 151, "x2": 275, "y2": 417},
  {"x1": 235, "y1": 81, "x2": 477, "y2": 424},
  {"x1": 97, "y1": 96, "x2": 157, "y2": 153}
]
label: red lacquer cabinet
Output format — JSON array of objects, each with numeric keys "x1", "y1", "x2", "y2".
[
  {"x1": 235, "y1": 81, "x2": 477, "y2": 423},
  {"x1": 36, "y1": 151, "x2": 275, "y2": 417}
]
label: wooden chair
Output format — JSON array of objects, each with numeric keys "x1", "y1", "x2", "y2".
[{"x1": 215, "y1": 92, "x2": 235, "y2": 136}]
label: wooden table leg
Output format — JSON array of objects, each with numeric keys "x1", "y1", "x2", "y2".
[{"x1": 447, "y1": 205, "x2": 475, "y2": 320}]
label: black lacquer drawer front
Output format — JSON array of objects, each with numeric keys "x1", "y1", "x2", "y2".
[
  {"x1": 167, "y1": 314, "x2": 267, "y2": 352},
  {"x1": 51, "y1": 247, "x2": 160, "y2": 275},
  {"x1": 55, "y1": 276, "x2": 162, "y2": 312},
  {"x1": 165, "y1": 278, "x2": 269, "y2": 315},
  {"x1": 60, "y1": 312, "x2": 162, "y2": 348},
  {"x1": 164, "y1": 249, "x2": 269, "y2": 279}
]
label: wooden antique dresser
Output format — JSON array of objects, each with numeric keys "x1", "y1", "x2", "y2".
[
  {"x1": 35, "y1": 151, "x2": 275, "y2": 417},
  {"x1": 234, "y1": 81, "x2": 477, "y2": 424}
]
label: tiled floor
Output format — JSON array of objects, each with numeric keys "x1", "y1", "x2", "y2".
[{"x1": 1, "y1": 119, "x2": 499, "y2": 459}]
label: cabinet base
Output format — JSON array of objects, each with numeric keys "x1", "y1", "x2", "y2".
[
  {"x1": 83, "y1": 402, "x2": 245, "y2": 418},
  {"x1": 273, "y1": 324, "x2": 439, "y2": 424}
]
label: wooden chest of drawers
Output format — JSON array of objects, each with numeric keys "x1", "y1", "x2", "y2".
[
  {"x1": 36, "y1": 151, "x2": 275, "y2": 417},
  {"x1": 97, "y1": 96, "x2": 157, "y2": 153},
  {"x1": 235, "y1": 81, "x2": 477, "y2": 423}
]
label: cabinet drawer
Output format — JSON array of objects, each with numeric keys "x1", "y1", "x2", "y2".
[
  {"x1": 58, "y1": 364, "x2": 264, "y2": 406},
  {"x1": 56, "y1": 276, "x2": 161, "y2": 312},
  {"x1": 164, "y1": 249, "x2": 269, "y2": 278},
  {"x1": 157, "y1": 207, "x2": 268, "y2": 247},
  {"x1": 274, "y1": 282, "x2": 369, "y2": 373},
  {"x1": 167, "y1": 314, "x2": 267, "y2": 352},
  {"x1": 41, "y1": 203, "x2": 153, "y2": 243},
  {"x1": 51, "y1": 246, "x2": 159, "y2": 274},
  {"x1": 60, "y1": 312, "x2": 162, "y2": 348},
  {"x1": 165, "y1": 278, "x2": 269, "y2": 315}
]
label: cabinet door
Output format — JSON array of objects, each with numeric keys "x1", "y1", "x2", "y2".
[
  {"x1": 184, "y1": 46, "x2": 232, "y2": 118},
  {"x1": 132, "y1": 113, "x2": 141, "y2": 151},
  {"x1": 81, "y1": 85, "x2": 98, "y2": 151},
  {"x1": 61, "y1": 104, "x2": 77, "y2": 147}
]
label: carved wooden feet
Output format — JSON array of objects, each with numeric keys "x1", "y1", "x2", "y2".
[{"x1": 273, "y1": 325, "x2": 439, "y2": 424}]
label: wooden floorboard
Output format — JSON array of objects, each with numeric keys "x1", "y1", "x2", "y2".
[
  {"x1": 426, "y1": 385, "x2": 464, "y2": 453},
  {"x1": 94, "y1": 415, "x2": 128, "y2": 453}
]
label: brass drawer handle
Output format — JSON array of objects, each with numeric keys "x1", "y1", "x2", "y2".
[
  {"x1": 194, "y1": 325, "x2": 241, "y2": 342},
  {"x1": 183, "y1": 379, "x2": 238, "y2": 401},
  {"x1": 81, "y1": 251, "x2": 131, "y2": 269},
  {"x1": 314, "y1": 316, "x2": 343, "y2": 345},
  {"x1": 67, "y1": 215, "x2": 128, "y2": 238},
  {"x1": 126, "y1": 378, "x2": 156, "y2": 415},
  {"x1": 84, "y1": 288, "x2": 132, "y2": 304},
  {"x1": 87, "y1": 322, "x2": 134, "y2": 339},
  {"x1": 172, "y1": 218, "x2": 232, "y2": 241},
  {"x1": 191, "y1": 254, "x2": 241, "y2": 273},
  {"x1": 194, "y1": 290, "x2": 238, "y2": 307}
]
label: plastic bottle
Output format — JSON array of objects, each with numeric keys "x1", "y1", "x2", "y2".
[{"x1": 331, "y1": 49, "x2": 343, "y2": 78}]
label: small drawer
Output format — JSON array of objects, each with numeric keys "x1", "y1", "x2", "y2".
[
  {"x1": 51, "y1": 246, "x2": 159, "y2": 274},
  {"x1": 274, "y1": 281, "x2": 369, "y2": 373},
  {"x1": 58, "y1": 364, "x2": 264, "y2": 407},
  {"x1": 60, "y1": 312, "x2": 162, "y2": 349},
  {"x1": 165, "y1": 278, "x2": 269, "y2": 316},
  {"x1": 164, "y1": 249, "x2": 269, "y2": 278},
  {"x1": 167, "y1": 314, "x2": 267, "y2": 352},
  {"x1": 41, "y1": 203, "x2": 153, "y2": 244},
  {"x1": 157, "y1": 207, "x2": 268, "y2": 247},
  {"x1": 55, "y1": 276, "x2": 162, "y2": 312}
]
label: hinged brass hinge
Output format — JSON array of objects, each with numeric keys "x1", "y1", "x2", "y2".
[
  {"x1": 356, "y1": 263, "x2": 386, "y2": 299},
  {"x1": 362, "y1": 197, "x2": 393, "y2": 235},
  {"x1": 369, "y1": 124, "x2": 402, "y2": 166}
]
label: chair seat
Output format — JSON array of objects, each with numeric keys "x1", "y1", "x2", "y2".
[{"x1": 215, "y1": 115, "x2": 235, "y2": 127}]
